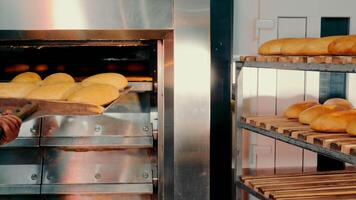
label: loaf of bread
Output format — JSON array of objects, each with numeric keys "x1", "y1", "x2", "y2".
[
  {"x1": 283, "y1": 101, "x2": 319, "y2": 119},
  {"x1": 299, "y1": 105, "x2": 346, "y2": 125},
  {"x1": 328, "y1": 36, "x2": 356, "y2": 55},
  {"x1": 281, "y1": 38, "x2": 316, "y2": 56},
  {"x1": 323, "y1": 98, "x2": 353, "y2": 110},
  {"x1": 311, "y1": 110, "x2": 356, "y2": 132},
  {"x1": 346, "y1": 119, "x2": 356, "y2": 136},
  {"x1": 0, "y1": 83, "x2": 37, "y2": 98},
  {"x1": 26, "y1": 83, "x2": 78, "y2": 100},
  {"x1": 259, "y1": 38, "x2": 296, "y2": 55},
  {"x1": 67, "y1": 84, "x2": 119, "y2": 106},
  {"x1": 301, "y1": 36, "x2": 345, "y2": 55},
  {"x1": 11, "y1": 72, "x2": 41, "y2": 84},
  {"x1": 81, "y1": 73, "x2": 128, "y2": 90},
  {"x1": 42, "y1": 73, "x2": 75, "y2": 85}
]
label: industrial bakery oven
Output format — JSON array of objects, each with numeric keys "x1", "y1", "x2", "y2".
[
  {"x1": 0, "y1": 31, "x2": 167, "y2": 200},
  {"x1": 0, "y1": 0, "x2": 215, "y2": 199}
]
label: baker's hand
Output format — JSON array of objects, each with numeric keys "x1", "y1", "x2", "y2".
[{"x1": 0, "y1": 114, "x2": 22, "y2": 145}]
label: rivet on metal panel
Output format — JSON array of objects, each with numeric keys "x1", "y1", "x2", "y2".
[
  {"x1": 94, "y1": 125, "x2": 102, "y2": 133},
  {"x1": 47, "y1": 175, "x2": 54, "y2": 180},
  {"x1": 94, "y1": 173, "x2": 102, "y2": 180},
  {"x1": 30, "y1": 127, "x2": 37, "y2": 134},
  {"x1": 30, "y1": 174, "x2": 38, "y2": 180},
  {"x1": 143, "y1": 171, "x2": 150, "y2": 179},
  {"x1": 143, "y1": 126, "x2": 149, "y2": 132}
]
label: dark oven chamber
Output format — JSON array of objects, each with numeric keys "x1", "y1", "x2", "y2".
[{"x1": 0, "y1": 40, "x2": 159, "y2": 200}]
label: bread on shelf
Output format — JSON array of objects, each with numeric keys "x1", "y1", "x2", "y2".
[
  {"x1": 329, "y1": 36, "x2": 356, "y2": 55},
  {"x1": 299, "y1": 104, "x2": 346, "y2": 125},
  {"x1": 301, "y1": 36, "x2": 345, "y2": 55},
  {"x1": 283, "y1": 101, "x2": 319, "y2": 119},
  {"x1": 311, "y1": 110, "x2": 356, "y2": 132},
  {"x1": 281, "y1": 38, "x2": 316, "y2": 56},
  {"x1": 323, "y1": 98, "x2": 353, "y2": 110},
  {"x1": 258, "y1": 38, "x2": 295, "y2": 55}
]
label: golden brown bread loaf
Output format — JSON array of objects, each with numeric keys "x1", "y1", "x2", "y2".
[
  {"x1": 11, "y1": 72, "x2": 41, "y2": 84},
  {"x1": 283, "y1": 101, "x2": 319, "y2": 119},
  {"x1": 299, "y1": 105, "x2": 346, "y2": 125},
  {"x1": 301, "y1": 36, "x2": 345, "y2": 55},
  {"x1": 42, "y1": 73, "x2": 75, "y2": 85},
  {"x1": 281, "y1": 38, "x2": 316, "y2": 56},
  {"x1": 81, "y1": 73, "x2": 128, "y2": 90},
  {"x1": 258, "y1": 38, "x2": 295, "y2": 55},
  {"x1": 26, "y1": 83, "x2": 78, "y2": 100},
  {"x1": 311, "y1": 110, "x2": 356, "y2": 132},
  {"x1": 67, "y1": 84, "x2": 120, "y2": 106},
  {"x1": 328, "y1": 36, "x2": 356, "y2": 55},
  {"x1": 323, "y1": 98, "x2": 353, "y2": 110},
  {"x1": 0, "y1": 83, "x2": 37, "y2": 98},
  {"x1": 346, "y1": 119, "x2": 356, "y2": 136}
]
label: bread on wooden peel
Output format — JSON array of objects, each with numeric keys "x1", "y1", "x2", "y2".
[
  {"x1": 301, "y1": 36, "x2": 345, "y2": 55},
  {"x1": 258, "y1": 38, "x2": 295, "y2": 55},
  {"x1": 299, "y1": 104, "x2": 347, "y2": 125},
  {"x1": 281, "y1": 38, "x2": 316, "y2": 56},
  {"x1": 323, "y1": 98, "x2": 353, "y2": 110},
  {"x1": 11, "y1": 72, "x2": 41, "y2": 84},
  {"x1": 41, "y1": 73, "x2": 75, "y2": 85},
  {"x1": 0, "y1": 83, "x2": 38, "y2": 98},
  {"x1": 81, "y1": 73, "x2": 128, "y2": 90},
  {"x1": 67, "y1": 84, "x2": 120, "y2": 106},
  {"x1": 311, "y1": 110, "x2": 356, "y2": 132},
  {"x1": 328, "y1": 35, "x2": 356, "y2": 55},
  {"x1": 26, "y1": 83, "x2": 78, "y2": 100},
  {"x1": 283, "y1": 101, "x2": 319, "y2": 119}
]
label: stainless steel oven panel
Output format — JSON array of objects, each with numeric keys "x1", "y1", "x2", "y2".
[
  {"x1": 0, "y1": 148, "x2": 42, "y2": 185},
  {"x1": 41, "y1": 136, "x2": 153, "y2": 149},
  {"x1": 0, "y1": 185, "x2": 40, "y2": 196},
  {"x1": 0, "y1": 0, "x2": 172, "y2": 30},
  {"x1": 105, "y1": 92, "x2": 151, "y2": 114},
  {"x1": 43, "y1": 194, "x2": 152, "y2": 200},
  {"x1": 42, "y1": 148, "x2": 153, "y2": 184},
  {"x1": 41, "y1": 184, "x2": 153, "y2": 195},
  {"x1": 0, "y1": 119, "x2": 41, "y2": 148},
  {"x1": 18, "y1": 119, "x2": 40, "y2": 138},
  {"x1": 42, "y1": 114, "x2": 151, "y2": 138}
]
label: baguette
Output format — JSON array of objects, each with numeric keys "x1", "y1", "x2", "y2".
[
  {"x1": 301, "y1": 36, "x2": 345, "y2": 55},
  {"x1": 0, "y1": 83, "x2": 37, "y2": 98},
  {"x1": 81, "y1": 73, "x2": 128, "y2": 90},
  {"x1": 283, "y1": 101, "x2": 319, "y2": 119},
  {"x1": 328, "y1": 36, "x2": 356, "y2": 55},
  {"x1": 258, "y1": 38, "x2": 295, "y2": 55},
  {"x1": 346, "y1": 119, "x2": 356, "y2": 136},
  {"x1": 299, "y1": 105, "x2": 346, "y2": 125},
  {"x1": 67, "y1": 84, "x2": 120, "y2": 106},
  {"x1": 11, "y1": 72, "x2": 41, "y2": 84},
  {"x1": 323, "y1": 98, "x2": 353, "y2": 110},
  {"x1": 311, "y1": 110, "x2": 356, "y2": 132},
  {"x1": 281, "y1": 38, "x2": 316, "y2": 56},
  {"x1": 42, "y1": 73, "x2": 75, "y2": 85},
  {"x1": 26, "y1": 83, "x2": 78, "y2": 100}
]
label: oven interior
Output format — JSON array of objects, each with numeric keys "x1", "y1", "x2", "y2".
[{"x1": 0, "y1": 40, "x2": 159, "y2": 200}]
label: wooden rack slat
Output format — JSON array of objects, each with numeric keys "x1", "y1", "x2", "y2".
[
  {"x1": 239, "y1": 115, "x2": 356, "y2": 164},
  {"x1": 240, "y1": 171, "x2": 356, "y2": 200}
]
